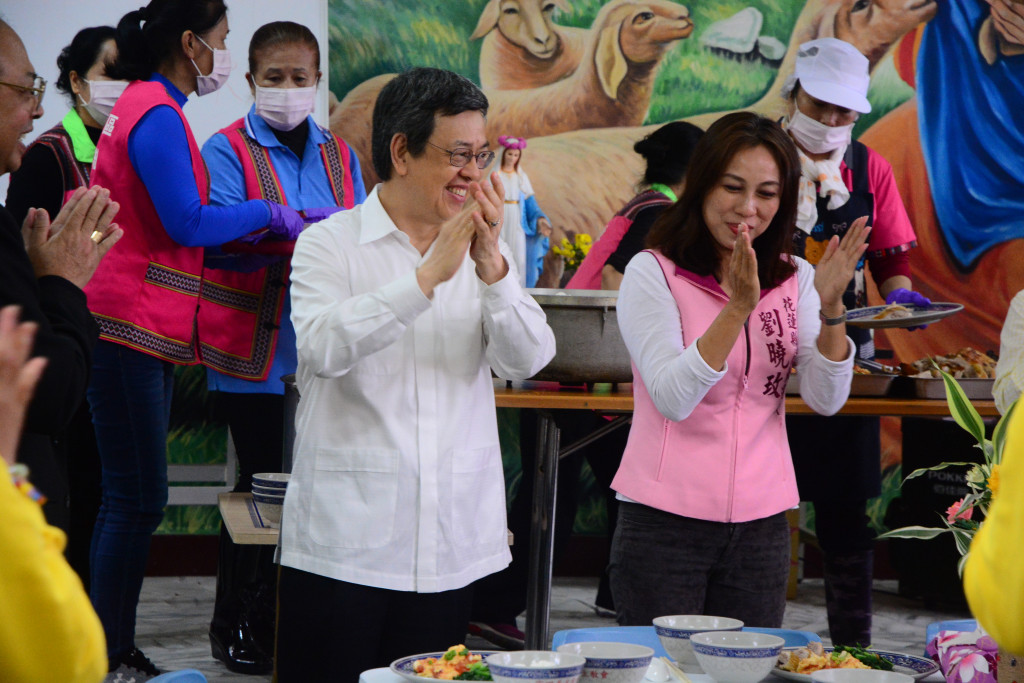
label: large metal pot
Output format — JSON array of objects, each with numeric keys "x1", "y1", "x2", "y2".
[{"x1": 527, "y1": 288, "x2": 632, "y2": 383}]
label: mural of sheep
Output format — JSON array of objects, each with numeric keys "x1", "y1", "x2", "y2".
[
  {"x1": 482, "y1": 0, "x2": 693, "y2": 140},
  {"x1": 473, "y1": 0, "x2": 586, "y2": 90},
  {"x1": 521, "y1": 0, "x2": 936, "y2": 245}
]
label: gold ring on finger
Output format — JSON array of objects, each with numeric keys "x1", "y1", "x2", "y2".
[{"x1": 90, "y1": 230, "x2": 104, "y2": 244}]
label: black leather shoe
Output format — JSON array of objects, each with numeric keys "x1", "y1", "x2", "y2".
[{"x1": 210, "y1": 621, "x2": 273, "y2": 675}]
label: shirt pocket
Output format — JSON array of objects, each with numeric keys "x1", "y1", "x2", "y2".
[
  {"x1": 441, "y1": 299, "x2": 484, "y2": 376},
  {"x1": 449, "y1": 445, "x2": 506, "y2": 547},
  {"x1": 308, "y1": 447, "x2": 399, "y2": 549}
]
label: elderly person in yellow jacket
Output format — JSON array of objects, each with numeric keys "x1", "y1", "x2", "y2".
[
  {"x1": 0, "y1": 305, "x2": 106, "y2": 683},
  {"x1": 964, "y1": 402, "x2": 1024, "y2": 655}
]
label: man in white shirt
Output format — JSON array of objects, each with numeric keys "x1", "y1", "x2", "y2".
[{"x1": 276, "y1": 67, "x2": 556, "y2": 681}]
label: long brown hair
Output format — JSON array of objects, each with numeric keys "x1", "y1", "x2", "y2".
[{"x1": 647, "y1": 112, "x2": 800, "y2": 288}]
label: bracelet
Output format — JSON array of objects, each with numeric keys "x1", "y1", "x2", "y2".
[{"x1": 819, "y1": 306, "x2": 847, "y2": 326}]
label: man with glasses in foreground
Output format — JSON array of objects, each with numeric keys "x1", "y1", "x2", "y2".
[
  {"x1": 276, "y1": 67, "x2": 555, "y2": 681},
  {"x1": 0, "y1": 18, "x2": 122, "y2": 530}
]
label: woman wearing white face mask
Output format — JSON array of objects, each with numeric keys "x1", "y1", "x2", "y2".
[
  {"x1": 781, "y1": 37, "x2": 925, "y2": 648},
  {"x1": 85, "y1": 2, "x2": 313, "y2": 680},
  {"x1": 197, "y1": 20, "x2": 366, "y2": 674},
  {"x1": 4, "y1": 24, "x2": 123, "y2": 601}
]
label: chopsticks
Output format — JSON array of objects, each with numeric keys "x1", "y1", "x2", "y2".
[{"x1": 661, "y1": 656, "x2": 693, "y2": 683}]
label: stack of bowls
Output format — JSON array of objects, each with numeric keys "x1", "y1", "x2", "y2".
[
  {"x1": 653, "y1": 615, "x2": 744, "y2": 672},
  {"x1": 251, "y1": 472, "x2": 289, "y2": 528},
  {"x1": 555, "y1": 642, "x2": 654, "y2": 683},
  {"x1": 690, "y1": 631, "x2": 786, "y2": 683},
  {"x1": 486, "y1": 651, "x2": 586, "y2": 683}
]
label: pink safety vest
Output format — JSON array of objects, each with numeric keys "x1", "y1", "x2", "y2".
[
  {"x1": 85, "y1": 80, "x2": 209, "y2": 364},
  {"x1": 566, "y1": 189, "x2": 672, "y2": 290},
  {"x1": 197, "y1": 118, "x2": 357, "y2": 381},
  {"x1": 611, "y1": 250, "x2": 802, "y2": 523}
]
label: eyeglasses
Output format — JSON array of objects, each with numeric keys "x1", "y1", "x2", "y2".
[
  {"x1": 427, "y1": 141, "x2": 495, "y2": 169},
  {"x1": 0, "y1": 74, "x2": 46, "y2": 110}
]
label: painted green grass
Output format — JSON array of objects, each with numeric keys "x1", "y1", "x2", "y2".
[{"x1": 157, "y1": 505, "x2": 222, "y2": 535}]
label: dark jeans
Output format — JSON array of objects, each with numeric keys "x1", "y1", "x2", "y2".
[
  {"x1": 609, "y1": 503, "x2": 790, "y2": 627},
  {"x1": 276, "y1": 566, "x2": 475, "y2": 682},
  {"x1": 470, "y1": 409, "x2": 627, "y2": 623},
  {"x1": 87, "y1": 341, "x2": 174, "y2": 659}
]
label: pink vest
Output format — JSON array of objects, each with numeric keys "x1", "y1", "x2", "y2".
[
  {"x1": 566, "y1": 190, "x2": 672, "y2": 290},
  {"x1": 611, "y1": 251, "x2": 801, "y2": 523},
  {"x1": 197, "y1": 118, "x2": 357, "y2": 380},
  {"x1": 85, "y1": 81, "x2": 209, "y2": 364}
]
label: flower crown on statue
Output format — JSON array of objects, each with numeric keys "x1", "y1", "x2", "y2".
[{"x1": 498, "y1": 135, "x2": 527, "y2": 150}]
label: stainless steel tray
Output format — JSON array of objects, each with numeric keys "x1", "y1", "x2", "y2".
[
  {"x1": 785, "y1": 372, "x2": 895, "y2": 397},
  {"x1": 900, "y1": 376, "x2": 994, "y2": 400}
]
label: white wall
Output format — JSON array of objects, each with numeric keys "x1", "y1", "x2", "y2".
[{"x1": 1, "y1": 0, "x2": 328, "y2": 199}]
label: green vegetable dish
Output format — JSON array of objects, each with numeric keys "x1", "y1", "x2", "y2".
[{"x1": 833, "y1": 645, "x2": 895, "y2": 671}]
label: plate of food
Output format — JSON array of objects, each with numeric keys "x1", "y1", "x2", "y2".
[
  {"x1": 845, "y1": 302, "x2": 963, "y2": 329},
  {"x1": 897, "y1": 348, "x2": 997, "y2": 399},
  {"x1": 390, "y1": 645, "x2": 497, "y2": 680},
  {"x1": 772, "y1": 644, "x2": 939, "y2": 681}
]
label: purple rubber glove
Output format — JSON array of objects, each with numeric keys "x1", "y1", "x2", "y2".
[
  {"x1": 301, "y1": 206, "x2": 344, "y2": 223},
  {"x1": 886, "y1": 287, "x2": 931, "y2": 330},
  {"x1": 263, "y1": 200, "x2": 304, "y2": 241}
]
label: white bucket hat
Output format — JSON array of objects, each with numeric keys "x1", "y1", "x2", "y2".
[{"x1": 783, "y1": 37, "x2": 871, "y2": 114}]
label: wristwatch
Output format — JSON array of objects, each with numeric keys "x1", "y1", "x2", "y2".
[{"x1": 819, "y1": 306, "x2": 847, "y2": 326}]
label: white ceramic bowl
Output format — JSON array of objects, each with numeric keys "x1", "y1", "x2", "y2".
[
  {"x1": 811, "y1": 669, "x2": 915, "y2": 683},
  {"x1": 653, "y1": 615, "x2": 744, "y2": 671},
  {"x1": 251, "y1": 491, "x2": 284, "y2": 528},
  {"x1": 690, "y1": 631, "x2": 785, "y2": 683},
  {"x1": 486, "y1": 651, "x2": 586, "y2": 683},
  {"x1": 556, "y1": 642, "x2": 654, "y2": 683},
  {"x1": 251, "y1": 483, "x2": 285, "y2": 497},
  {"x1": 252, "y1": 472, "x2": 290, "y2": 490}
]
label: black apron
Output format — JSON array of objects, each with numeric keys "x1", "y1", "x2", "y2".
[{"x1": 787, "y1": 141, "x2": 881, "y2": 501}]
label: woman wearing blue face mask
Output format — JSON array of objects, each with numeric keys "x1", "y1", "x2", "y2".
[
  {"x1": 84, "y1": 1, "x2": 309, "y2": 680},
  {"x1": 198, "y1": 21, "x2": 366, "y2": 674}
]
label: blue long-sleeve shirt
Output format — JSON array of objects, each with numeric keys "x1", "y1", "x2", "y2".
[
  {"x1": 128, "y1": 74, "x2": 271, "y2": 247},
  {"x1": 201, "y1": 105, "x2": 366, "y2": 394}
]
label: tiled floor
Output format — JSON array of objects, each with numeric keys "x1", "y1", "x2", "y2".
[{"x1": 136, "y1": 575, "x2": 971, "y2": 682}]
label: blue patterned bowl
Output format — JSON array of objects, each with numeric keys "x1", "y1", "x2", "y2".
[
  {"x1": 556, "y1": 642, "x2": 654, "y2": 683},
  {"x1": 653, "y1": 615, "x2": 744, "y2": 671},
  {"x1": 486, "y1": 651, "x2": 586, "y2": 683},
  {"x1": 691, "y1": 631, "x2": 785, "y2": 683}
]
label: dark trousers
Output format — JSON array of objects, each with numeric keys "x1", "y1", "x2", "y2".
[
  {"x1": 609, "y1": 503, "x2": 790, "y2": 627},
  {"x1": 470, "y1": 409, "x2": 627, "y2": 623},
  {"x1": 276, "y1": 566, "x2": 475, "y2": 682},
  {"x1": 210, "y1": 392, "x2": 285, "y2": 650},
  {"x1": 87, "y1": 341, "x2": 174, "y2": 659}
]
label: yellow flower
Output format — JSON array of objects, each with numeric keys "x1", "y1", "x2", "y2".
[{"x1": 989, "y1": 463, "x2": 1001, "y2": 498}]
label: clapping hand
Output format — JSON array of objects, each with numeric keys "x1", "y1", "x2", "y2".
[
  {"x1": 814, "y1": 216, "x2": 871, "y2": 314},
  {"x1": 725, "y1": 223, "x2": 761, "y2": 316},
  {"x1": 0, "y1": 306, "x2": 47, "y2": 465},
  {"x1": 23, "y1": 186, "x2": 122, "y2": 290},
  {"x1": 468, "y1": 171, "x2": 509, "y2": 285}
]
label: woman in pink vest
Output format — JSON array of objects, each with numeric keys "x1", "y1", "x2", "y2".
[
  {"x1": 198, "y1": 21, "x2": 365, "y2": 674},
  {"x1": 84, "y1": 1, "x2": 308, "y2": 679},
  {"x1": 609, "y1": 112, "x2": 863, "y2": 627},
  {"x1": 567, "y1": 121, "x2": 703, "y2": 292}
]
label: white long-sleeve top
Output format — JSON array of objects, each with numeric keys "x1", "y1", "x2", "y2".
[
  {"x1": 281, "y1": 186, "x2": 555, "y2": 592},
  {"x1": 617, "y1": 252, "x2": 854, "y2": 422}
]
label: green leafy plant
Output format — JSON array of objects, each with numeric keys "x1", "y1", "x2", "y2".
[{"x1": 877, "y1": 366, "x2": 1017, "y2": 575}]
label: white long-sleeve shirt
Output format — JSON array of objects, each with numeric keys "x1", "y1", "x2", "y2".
[
  {"x1": 617, "y1": 252, "x2": 854, "y2": 422},
  {"x1": 281, "y1": 186, "x2": 555, "y2": 592}
]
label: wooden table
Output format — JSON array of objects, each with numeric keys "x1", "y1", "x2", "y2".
[
  {"x1": 218, "y1": 492, "x2": 280, "y2": 546},
  {"x1": 494, "y1": 379, "x2": 998, "y2": 648}
]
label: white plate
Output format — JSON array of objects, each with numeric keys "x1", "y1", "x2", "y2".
[
  {"x1": 845, "y1": 303, "x2": 963, "y2": 329},
  {"x1": 389, "y1": 650, "x2": 498, "y2": 681},
  {"x1": 771, "y1": 648, "x2": 939, "y2": 681}
]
